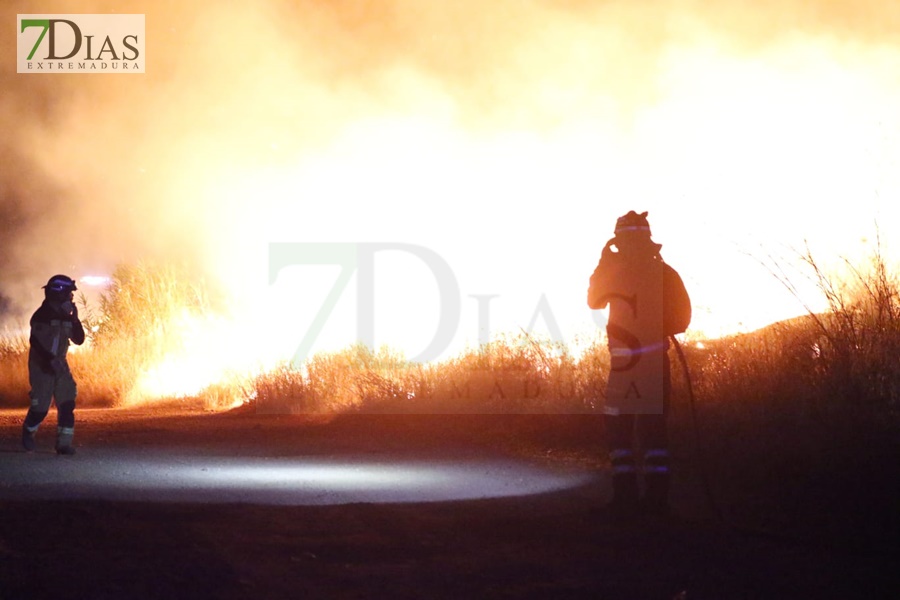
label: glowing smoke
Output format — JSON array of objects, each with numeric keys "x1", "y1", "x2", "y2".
[{"x1": 2, "y1": 0, "x2": 900, "y2": 374}]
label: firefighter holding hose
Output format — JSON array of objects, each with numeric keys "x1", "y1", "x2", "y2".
[
  {"x1": 22, "y1": 274, "x2": 85, "y2": 455},
  {"x1": 588, "y1": 211, "x2": 691, "y2": 516}
]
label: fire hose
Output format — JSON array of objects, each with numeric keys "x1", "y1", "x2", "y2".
[
  {"x1": 669, "y1": 335, "x2": 724, "y2": 522},
  {"x1": 667, "y1": 336, "x2": 880, "y2": 550}
]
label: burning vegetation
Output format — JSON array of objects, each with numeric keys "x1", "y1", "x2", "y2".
[{"x1": 0, "y1": 248, "x2": 897, "y2": 423}]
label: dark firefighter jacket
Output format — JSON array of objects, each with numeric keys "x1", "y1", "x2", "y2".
[
  {"x1": 587, "y1": 250, "x2": 691, "y2": 414},
  {"x1": 28, "y1": 301, "x2": 86, "y2": 375},
  {"x1": 588, "y1": 251, "x2": 692, "y2": 341}
]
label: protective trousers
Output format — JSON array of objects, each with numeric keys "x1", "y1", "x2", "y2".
[
  {"x1": 605, "y1": 353, "x2": 671, "y2": 514},
  {"x1": 605, "y1": 413, "x2": 669, "y2": 513},
  {"x1": 23, "y1": 364, "x2": 77, "y2": 450}
]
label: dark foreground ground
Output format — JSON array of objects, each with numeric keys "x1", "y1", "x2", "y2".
[{"x1": 0, "y1": 407, "x2": 898, "y2": 600}]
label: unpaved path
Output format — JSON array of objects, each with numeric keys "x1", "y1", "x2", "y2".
[{"x1": 0, "y1": 408, "x2": 896, "y2": 599}]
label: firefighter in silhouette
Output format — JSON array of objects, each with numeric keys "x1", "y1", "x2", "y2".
[
  {"x1": 22, "y1": 275, "x2": 85, "y2": 455},
  {"x1": 587, "y1": 211, "x2": 691, "y2": 515}
]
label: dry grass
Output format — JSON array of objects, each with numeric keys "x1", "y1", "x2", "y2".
[
  {"x1": 0, "y1": 262, "x2": 220, "y2": 409},
  {"x1": 1, "y1": 248, "x2": 897, "y2": 421},
  {"x1": 254, "y1": 336, "x2": 608, "y2": 415},
  {"x1": 671, "y1": 242, "x2": 900, "y2": 541},
  {"x1": 84, "y1": 262, "x2": 221, "y2": 406},
  {"x1": 0, "y1": 333, "x2": 29, "y2": 406}
]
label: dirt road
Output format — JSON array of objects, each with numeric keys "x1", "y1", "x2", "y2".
[{"x1": 0, "y1": 408, "x2": 896, "y2": 599}]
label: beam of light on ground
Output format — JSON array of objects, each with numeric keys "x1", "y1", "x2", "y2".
[{"x1": 0, "y1": 448, "x2": 594, "y2": 506}]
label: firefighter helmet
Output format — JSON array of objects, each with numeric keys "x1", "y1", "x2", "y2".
[
  {"x1": 614, "y1": 210, "x2": 652, "y2": 236},
  {"x1": 43, "y1": 274, "x2": 78, "y2": 300}
]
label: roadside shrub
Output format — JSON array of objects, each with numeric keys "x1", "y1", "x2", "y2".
[
  {"x1": 682, "y1": 241, "x2": 900, "y2": 538},
  {"x1": 0, "y1": 334, "x2": 29, "y2": 406},
  {"x1": 78, "y1": 261, "x2": 220, "y2": 407}
]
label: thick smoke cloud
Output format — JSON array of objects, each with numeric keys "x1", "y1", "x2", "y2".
[{"x1": 1, "y1": 0, "x2": 898, "y2": 329}]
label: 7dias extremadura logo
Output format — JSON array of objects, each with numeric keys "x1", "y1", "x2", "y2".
[{"x1": 17, "y1": 14, "x2": 144, "y2": 73}]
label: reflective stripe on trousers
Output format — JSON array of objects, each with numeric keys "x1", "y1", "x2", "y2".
[{"x1": 644, "y1": 448, "x2": 670, "y2": 474}]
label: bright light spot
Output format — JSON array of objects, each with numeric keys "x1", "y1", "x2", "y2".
[
  {"x1": 0, "y1": 449, "x2": 594, "y2": 506},
  {"x1": 79, "y1": 275, "x2": 112, "y2": 287},
  {"x1": 201, "y1": 463, "x2": 444, "y2": 489}
]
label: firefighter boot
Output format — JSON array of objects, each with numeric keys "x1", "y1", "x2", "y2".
[
  {"x1": 22, "y1": 425, "x2": 36, "y2": 452},
  {"x1": 55, "y1": 426, "x2": 76, "y2": 456},
  {"x1": 642, "y1": 448, "x2": 671, "y2": 516},
  {"x1": 607, "y1": 449, "x2": 639, "y2": 517}
]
